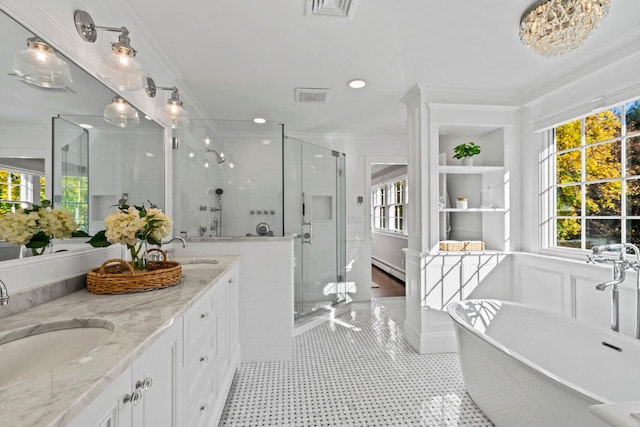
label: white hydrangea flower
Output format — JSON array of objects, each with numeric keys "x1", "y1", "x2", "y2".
[
  {"x1": 146, "y1": 208, "x2": 173, "y2": 242},
  {"x1": 0, "y1": 206, "x2": 78, "y2": 246},
  {"x1": 104, "y1": 206, "x2": 145, "y2": 246}
]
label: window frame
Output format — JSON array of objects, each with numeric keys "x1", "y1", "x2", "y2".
[
  {"x1": 371, "y1": 175, "x2": 408, "y2": 235},
  {"x1": 543, "y1": 98, "x2": 640, "y2": 253}
]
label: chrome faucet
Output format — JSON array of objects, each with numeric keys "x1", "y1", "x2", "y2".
[
  {"x1": 589, "y1": 244, "x2": 640, "y2": 338},
  {"x1": 0, "y1": 278, "x2": 9, "y2": 305},
  {"x1": 160, "y1": 237, "x2": 187, "y2": 248}
]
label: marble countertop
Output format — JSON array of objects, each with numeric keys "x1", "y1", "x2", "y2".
[{"x1": 0, "y1": 256, "x2": 239, "y2": 427}]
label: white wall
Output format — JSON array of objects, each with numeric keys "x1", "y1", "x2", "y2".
[
  {"x1": 371, "y1": 231, "x2": 407, "y2": 281},
  {"x1": 172, "y1": 127, "x2": 284, "y2": 238}
]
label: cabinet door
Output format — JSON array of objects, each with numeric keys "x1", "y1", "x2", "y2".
[
  {"x1": 67, "y1": 367, "x2": 133, "y2": 427},
  {"x1": 131, "y1": 320, "x2": 181, "y2": 427}
]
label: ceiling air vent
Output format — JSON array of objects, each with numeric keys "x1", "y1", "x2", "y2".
[
  {"x1": 294, "y1": 88, "x2": 331, "y2": 103},
  {"x1": 305, "y1": 0, "x2": 357, "y2": 19}
]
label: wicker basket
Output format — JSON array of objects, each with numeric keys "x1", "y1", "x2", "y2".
[
  {"x1": 439, "y1": 240, "x2": 485, "y2": 251},
  {"x1": 86, "y1": 248, "x2": 182, "y2": 295}
]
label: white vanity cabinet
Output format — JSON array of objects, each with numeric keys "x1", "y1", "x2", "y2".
[
  {"x1": 68, "y1": 260, "x2": 240, "y2": 427},
  {"x1": 182, "y1": 264, "x2": 240, "y2": 427},
  {"x1": 67, "y1": 319, "x2": 181, "y2": 427}
]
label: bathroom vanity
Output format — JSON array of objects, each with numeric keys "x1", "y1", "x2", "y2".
[{"x1": 0, "y1": 256, "x2": 240, "y2": 427}]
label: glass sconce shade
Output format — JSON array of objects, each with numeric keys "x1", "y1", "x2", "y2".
[
  {"x1": 104, "y1": 96, "x2": 140, "y2": 127},
  {"x1": 160, "y1": 99, "x2": 189, "y2": 129},
  {"x1": 98, "y1": 45, "x2": 145, "y2": 91},
  {"x1": 11, "y1": 38, "x2": 73, "y2": 88}
]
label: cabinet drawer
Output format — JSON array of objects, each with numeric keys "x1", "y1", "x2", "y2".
[
  {"x1": 183, "y1": 289, "x2": 214, "y2": 355},
  {"x1": 186, "y1": 375, "x2": 217, "y2": 427},
  {"x1": 185, "y1": 323, "x2": 216, "y2": 400}
]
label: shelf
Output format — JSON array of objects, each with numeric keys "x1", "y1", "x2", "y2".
[
  {"x1": 439, "y1": 165, "x2": 504, "y2": 174},
  {"x1": 440, "y1": 208, "x2": 505, "y2": 212}
]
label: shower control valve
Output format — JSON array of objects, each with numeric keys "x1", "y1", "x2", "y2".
[
  {"x1": 256, "y1": 210, "x2": 262, "y2": 214},
  {"x1": 270, "y1": 210, "x2": 276, "y2": 215},
  {"x1": 250, "y1": 210, "x2": 255, "y2": 214}
]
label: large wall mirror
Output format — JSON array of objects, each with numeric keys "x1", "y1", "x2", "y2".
[{"x1": 0, "y1": 8, "x2": 165, "y2": 261}]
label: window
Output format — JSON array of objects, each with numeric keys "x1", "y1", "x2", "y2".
[
  {"x1": 372, "y1": 176, "x2": 408, "y2": 234},
  {"x1": 0, "y1": 169, "x2": 45, "y2": 214},
  {"x1": 61, "y1": 175, "x2": 88, "y2": 232},
  {"x1": 551, "y1": 98, "x2": 640, "y2": 250}
]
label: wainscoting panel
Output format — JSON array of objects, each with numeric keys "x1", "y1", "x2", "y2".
[{"x1": 518, "y1": 265, "x2": 564, "y2": 313}]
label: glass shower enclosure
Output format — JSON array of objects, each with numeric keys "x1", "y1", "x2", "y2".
[
  {"x1": 172, "y1": 120, "x2": 347, "y2": 320},
  {"x1": 284, "y1": 138, "x2": 347, "y2": 319}
]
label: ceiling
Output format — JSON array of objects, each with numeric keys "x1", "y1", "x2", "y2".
[
  {"x1": 119, "y1": 0, "x2": 640, "y2": 135},
  {"x1": 120, "y1": 1, "x2": 640, "y2": 136}
]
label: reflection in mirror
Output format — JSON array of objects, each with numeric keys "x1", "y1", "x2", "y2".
[
  {"x1": 54, "y1": 115, "x2": 165, "y2": 235},
  {"x1": 0, "y1": 8, "x2": 165, "y2": 261}
]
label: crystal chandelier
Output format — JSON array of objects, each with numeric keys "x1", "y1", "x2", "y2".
[{"x1": 519, "y1": 0, "x2": 611, "y2": 57}]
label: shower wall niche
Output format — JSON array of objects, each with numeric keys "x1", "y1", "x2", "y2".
[{"x1": 172, "y1": 120, "x2": 284, "y2": 237}]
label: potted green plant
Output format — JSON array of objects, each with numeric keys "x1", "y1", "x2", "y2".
[{"x1": 453, "y1": 142, "x2": 481, "y2": 166}]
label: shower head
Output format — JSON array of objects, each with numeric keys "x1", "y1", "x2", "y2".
[
  {"x1": 215, "y1": 188, "x2": 223, "y2": 195},
  {"x1": 204, "y1": 147, "x2": 225, "y2": 164}
]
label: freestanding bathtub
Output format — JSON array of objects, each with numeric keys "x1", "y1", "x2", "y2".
[{"x1": 447, "y1": 299, "x2": 640, "y2": 427}]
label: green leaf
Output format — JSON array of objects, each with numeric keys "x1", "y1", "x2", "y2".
[
  {"x1": 72, "y1": 230, "x2": 90, "y2": 237},
  {"x1": 26, "y1": 231, "x2": 50, "y2": 249},
  {"x1": 87, "y1": 230, "x2": 112, "y2": 247}
]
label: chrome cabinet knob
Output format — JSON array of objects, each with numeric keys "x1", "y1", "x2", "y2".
[
  {"x1": 136, "y1": 377, "x2": 153, "y2": 391},
  {"x1": 200, "y1": 355, "x2": 209, "y2": 363},
  {"x1": 201, "y1": 312, "x2": 209, "y2": 319},
  {"x1": 124, "y1": 390, "x2": 142, "y2": 405},
  {"x1": 200, "y1": 404, "x2": 209, "y2": 412},
  {"x1": 228, "y1": 278, "x2": 234, "y2": 284}
]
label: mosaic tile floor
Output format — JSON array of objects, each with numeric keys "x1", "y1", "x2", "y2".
[{"x1": 219, "y1": 297, "x2": 494, "y2": 426}]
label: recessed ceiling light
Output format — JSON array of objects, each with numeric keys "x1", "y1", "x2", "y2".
[
  {"x1": 205, "y1": 136, "x2": 210, "y2": 145},
  {"x1": 347, "y1": 79, "x2": 366, "y2": 89},
  {"x1": 78, "y1": 123, "x2": 93, "y2": 129},
  {"x1": 145, "y1": 152, "x2": 154, "y2": 157},
  {"x1": 253, "y1": 117, "x2": 266, "y2": 124},
  {"x1": 262, "y1": 139, "x2": 271, "y2": 145}
]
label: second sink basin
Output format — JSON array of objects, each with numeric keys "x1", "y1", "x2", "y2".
[{"x1": 0, "y1": 319, "x2": 114, "y2": 387}]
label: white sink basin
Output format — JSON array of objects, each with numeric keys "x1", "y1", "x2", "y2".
[
  {"x1": 180, "y1": 260, "x2": 219, "y2": 270},
  {"x1": 0, "y1": 319, "x2": 114, "y2": 386}
]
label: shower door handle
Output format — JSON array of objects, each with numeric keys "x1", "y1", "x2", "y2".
[{"x1": 303, "y1": 223, "x2": 312, "y2": 244}]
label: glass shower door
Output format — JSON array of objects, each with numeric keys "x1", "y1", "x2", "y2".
[
  {"x1": 284, "y1": 138, "x2": 346, "y2": 319},
  {"x1": 52, "y1": 117, "x2": 89, "y2": 232}
]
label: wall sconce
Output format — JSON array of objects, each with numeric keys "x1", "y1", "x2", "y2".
[
  {"x1": 104, "y1": 96, "x2": 139, "y2": 127},
  {"x1": 145, "y1": 77, "x2": 190, "y2": 129},
  {"x1": 11, "y1": 37, "x2": 73, "y2": 88},
  {"x1": 74, "y1": 10, "x2": 145, "y2": 91}
]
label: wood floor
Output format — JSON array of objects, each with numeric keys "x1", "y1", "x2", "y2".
[{"x1": 371, "y1": 265, "x2": 406, "y2": 297}]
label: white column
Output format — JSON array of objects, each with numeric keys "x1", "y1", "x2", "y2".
[{"x1": 400, "y1": 85, "x2": 457, "y2": 353}]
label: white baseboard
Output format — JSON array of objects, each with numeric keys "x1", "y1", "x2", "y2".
[{"x1": 372, "y1": 258, "x2": 406, "y2": 282}]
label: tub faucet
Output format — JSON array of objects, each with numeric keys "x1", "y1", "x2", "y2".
[
  {"x1": 596, "y1": 261, "x2": 626, "y2": 291},
  {"x1": 590, "y1": 243, "x2": 640, "y2": 339},
  {"x1": 0, "y1": 278, "x2": 9, "y2": 305}
]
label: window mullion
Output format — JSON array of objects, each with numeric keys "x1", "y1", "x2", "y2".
[{"x1": 580, "y1": 117, "x2": 587, "y2": 251}]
